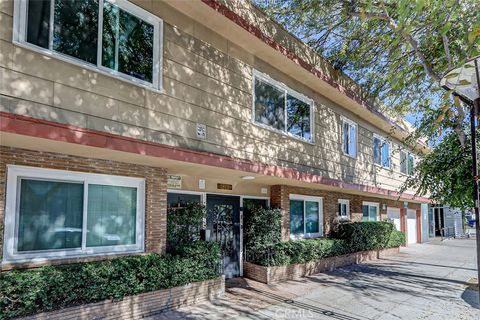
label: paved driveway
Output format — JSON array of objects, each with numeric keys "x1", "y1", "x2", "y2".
[{"x1": 155, "y1": 239, "x2": 479, "y2": 320}]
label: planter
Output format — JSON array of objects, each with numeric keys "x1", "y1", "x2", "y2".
[
  {"x1": 244, "y1": 247, "x2": 400, "y2": 284},
  {"x1": 20, "y1": 276, "x2": 225, "y2": 320}
]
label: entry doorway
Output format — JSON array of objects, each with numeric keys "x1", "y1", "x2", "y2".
[
  {"x1": 206, "y1": 194, "x2": 241, "y2": 278},
  {"x1": 434, "y1": 207, "x2": 445, "y2": 237},
  {"x1": 387, "y1": 207, "x2": 401, "y2": 231},
  {"x1": 407, "y1": 209, "x2": 417, "y2": 244}
]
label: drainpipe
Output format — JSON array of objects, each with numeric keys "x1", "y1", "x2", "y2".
[
  {"x1": 472, "y1": 58, "x2": 480, "y2": 299},
  {"x1": 472, "y1": 98, "x2": 480, "y2": 296}
]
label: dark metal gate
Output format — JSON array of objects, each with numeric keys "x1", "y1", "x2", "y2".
[{"x1": 206, "y1": 194, "x2": 240, "y2": 278}]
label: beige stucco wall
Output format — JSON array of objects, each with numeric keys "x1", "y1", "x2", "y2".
[{"x1": 0, "y1": 0, "x2": 417, "y2": 194}]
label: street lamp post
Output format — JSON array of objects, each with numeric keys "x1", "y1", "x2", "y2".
[{"x1": 440, "y1": 56, "x2": 480, "y2": 298}]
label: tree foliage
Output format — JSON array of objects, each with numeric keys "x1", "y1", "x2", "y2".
[
  {"x1": 401, "y1": 129, "x2": 474, "y2": 209},
  {"x1": 256, "y1": 0, "x2": 480, "y2": 208},
  {"x1": 256, "y1": 0, "x2": 479, "y2": 144}
]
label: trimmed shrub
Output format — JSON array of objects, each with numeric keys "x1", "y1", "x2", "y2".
[
  {"x1": 252, "y1": 238, "x2": 350, "y2": 266},
  {"x1": 331, "y1": 221, "x2": 395, "y2": 252},
  {"x1": 0, "y1": 241, "x2": 220, "y2": 319},
  {"x1": 167, "y1": 202, "x2": 206, "y2": 253},
  {"x1": 248, "y1": 221, "x2": 405, "y2": 267},
  {"x1": 386, "y1": 230, "x2": 406, "y2": 248},
  {"x1": 243, "y1": 207, "x2": 282, "y2": 251}
]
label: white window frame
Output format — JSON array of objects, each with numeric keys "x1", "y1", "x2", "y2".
[
  {"x1": 362, "y1": 201, "x2": 379, "y2": 222},
  {"x1": 289, "y1": 194, "x2": 323, "y2": 239},
  {"x1": 3, "y1": 165, "x2": 145, "y2": 263},
  {"x1": 338, "y1": 199, "x2": 350, "y2": 220},
  {"x1": 252, "y1": 69, "x2": 315, "y2": 143},
  {"x1": 400, "y1": 150, "x2": 415, "y2": 175},
  {"x1": 373, "y1": 134, "x2": 391, "y2": 169},
  {"x1": 341, "y1": 117, "x2": 357, "y2": 158},
  {"x1": 13, "y1": 0, "x2": 163, "y2": 91}
]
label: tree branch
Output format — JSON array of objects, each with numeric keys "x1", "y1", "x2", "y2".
[
  {"x1": 348, "y1": 3, "x2": 442, "y2": 82},
  {"x1": 442, "y1": 35, "x2": 453, "y2": 69}
]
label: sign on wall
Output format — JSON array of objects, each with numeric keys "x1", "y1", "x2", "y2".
[{"x1": 167, "y1": 175, "x2": 182, "y2": 189}]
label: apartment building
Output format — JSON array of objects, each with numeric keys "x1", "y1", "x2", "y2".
[{"x1": 0, "y1": 0, "x2": 429, "y2": 277}]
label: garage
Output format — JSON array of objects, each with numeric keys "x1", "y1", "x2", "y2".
[
  {"x1": 387, "y1": 207, "x2": 401, "y2": 232},
  {"x1": 407, "y1": 209, "x2": 417, "y2": 244}
]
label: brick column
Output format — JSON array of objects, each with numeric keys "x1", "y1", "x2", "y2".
[
  {"x1": 270, "y1": 185, "x2": 290, "y2": 241},
  {"x1": 400, "y1": 208, "x2": 407, "y2": 247},
  {"x1": 416, "y1": 209, "x2": 422, "y2": 243},
  {"x1": 145, "y1": 169, "x2": 168, "y2": 254}
]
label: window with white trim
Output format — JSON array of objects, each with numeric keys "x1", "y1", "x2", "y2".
[
  {"x1": 373, "y1": 134, "x2": 391, "y2": 168},
  {"x1": 289, "y1": 195, "x2": 323, "y2": 238},
  {"x1": 400, "y1": 151, "x2": 415, "y2": 175},
  {"x1": 14, "y1": 0, "x2": 162, "y2": 89},
  {"x1": 338, "y1": 199, "x2": 350, "y2": 220},
  {"x1": 253, "y1": 70, "x2": 314, "y2": 142},
  {"x1": 3, "y1": 166, "x2": 145, "y2": 263},
  {"x1": 342, "y1": 118, "x2": 357, "y2": 158},
  {"x1": 362, "y1": 202, "x2": 379, "y2": 222}
]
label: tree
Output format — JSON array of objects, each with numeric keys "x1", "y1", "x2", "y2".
[
  {"x1": 256, "y1": 0, "x2": 480, "y2": 146},
  {"x1": 401, "y1": 129, "x2": 474, "y2": 210},
  {"x1": 256, "y1": 0, "x2": 480, "y2": 208}
]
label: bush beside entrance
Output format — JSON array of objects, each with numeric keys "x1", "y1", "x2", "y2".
[
  {"x1": 244, "y1": 211, "x2": 406, "y2": 267},
  {"x1": 0, "y1": 241, "x2": 221, "y2": 319}
]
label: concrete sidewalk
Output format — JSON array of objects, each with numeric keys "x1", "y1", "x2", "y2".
[{"x1": 151, "y1": 239, "x2": 479, "y2": 320}]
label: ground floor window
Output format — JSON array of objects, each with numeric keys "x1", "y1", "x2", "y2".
[
  {"x1": 3, "y1": 165, "x2": 145, "y2": 262},
  {"x1": 338, "y1": 199, "x2": 350, "y2": 220},
  {"x1": 167, "y1": 191, "x2": 203, "y2": 208},
  {"x1": 362, "y1": 202, "x2": 379, "y2": 222},
  {"x1": 289, "y1": 195, "x2": 323, "y2": 239}
]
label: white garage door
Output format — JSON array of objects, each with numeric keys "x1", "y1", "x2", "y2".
[
  {"x1": 407, "y1": 209, "x2": 417, "y2": 244},
  {"x1": 387, "y1": 207, "x2": 401, "y2": 231}
]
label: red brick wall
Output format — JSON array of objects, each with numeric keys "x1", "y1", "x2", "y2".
[
  {"x1": 270, "y1": 185, "x2": 421, "y2": 240},
  {"x1": 0, "y1": 146, "x2": 167, "y2": 267}
]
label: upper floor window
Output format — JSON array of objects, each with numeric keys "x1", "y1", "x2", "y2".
[
  {"x1": 400, "y1": 151, "x2": 415, "y2": 175},
  {"x1": 14, "y1": 0, "x2": 162, "y2": 89},
  {"x1": 373, "y1": 134, "x2": 391, "y2": 168},
  {"x1": 253, "y1": 70, "x2": 314, "y2": 142},
  {"x1": 342, "y1": 118, "x2": 357, "y2": 158}
]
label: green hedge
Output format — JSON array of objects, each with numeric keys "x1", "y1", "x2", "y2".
[
  {"x1": 250, "y1": 239, "x2": 350, "y2": 266},
  {"x1": 331, "y1": 221, "x2": 396, "y2": 252},
  {"x1": 167, "y1": 202, "x2": 206, "y2": 253},
  {"x1": 248, "y1": 222, "x2": 405, "y2": 267},
  {"x1": 386, "y1": 230, "x2": 406, "y2": 248},
  {"x1": 0, "y1": 241, "x2": 220, "y2": 319}
]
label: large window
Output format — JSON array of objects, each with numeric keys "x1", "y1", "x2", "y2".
[
  {"x1": 3, "y1": 166, "x2": 145, "y2": 262},
  {"x1": 342, "y1": 118, "x2": 357, "y2": 158},
  {"x1": 362, "y1": 202, "x2": 379, "y2": 222},
  {"x1": 14, "y1": 0, "x2": 162, "y2": 89},
  {"x1": 400, "y1": 151, "x2": 415, "y2": 175},
  {"x1": 373, "y1": 134, "x2": 391, "y2": 168},
  {"x1": 289, "y1": 195, "x2": 323, "y2": 238},
  {"x1": 253, "y1": 70, "x2": 314, "y2": 142}
]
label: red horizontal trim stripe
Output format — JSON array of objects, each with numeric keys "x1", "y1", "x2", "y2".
[{"x1": 0, "y1": 112, "x2": 429, "y2": 203}]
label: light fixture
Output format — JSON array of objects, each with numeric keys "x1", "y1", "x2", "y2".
[{"x1": 241, "y1": 175, "x2": 255, "y2": 180}]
